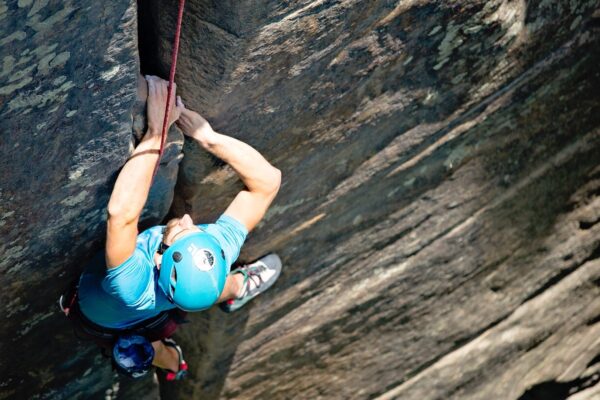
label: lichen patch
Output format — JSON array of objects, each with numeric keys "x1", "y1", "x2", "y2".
[
  {"x1": 0, "y1": 55, "x2": 14, "y2": 77},
  {"x1": 37, "y1": 51, "x2": 70, "y2": 76},
  {"x1": 17, "y1": 0, "x2": 33, "y2": 8},
  {"x1": 0, "y1": 30, "x2": 27, "y2": 46},
  {"x1": 7, "y1": 80, "x2": 74, "y2": 111},
  {"x1": 27, "y1": 0, "x2": 50, "y2": 18},
  {"x1": 26, "y1": 5, "x2": 75, "y2": 32},
  {"x1": 435, "y1": 22, "x2": 463, "y2": 70},
  {"x1": 60, "y1": 190, "x2": 88, "y2": 207},
  {"x1": 52, "y1": 75, "x2": 67, "y2": 85},
  {"x1": 0, "y1": 77, "x2": 33, "y2": 95}
]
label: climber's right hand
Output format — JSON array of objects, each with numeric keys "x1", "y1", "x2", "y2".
[
  {"x1": 145, "y1": 75, "x2": 183, "y2": 136},
  {"x1": 176, "y1": 100, "x2": 217, "y2": 147}
]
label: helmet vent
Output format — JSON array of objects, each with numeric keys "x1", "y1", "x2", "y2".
[
  {"x1": 169, "y1": 267, "x2": 177, "y2": 300},
  {"x1": 169, "y1": 284, "x2": 175, "y2": 301},
  {"x1": 170, "y1": 267, "x2": 177, "y2": 285}
]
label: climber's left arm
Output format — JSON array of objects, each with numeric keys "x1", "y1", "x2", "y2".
[
  {"x1": 105, "y1": 76, "x2": 182, "y2": 269},
  {"x1": 105, "y1": 133, "x2": 161, "y2": 268}
]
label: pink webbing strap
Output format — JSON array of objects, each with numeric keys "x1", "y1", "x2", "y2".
[{"x1": 152, "y1": 0, "x2": 186, "y2": 180}]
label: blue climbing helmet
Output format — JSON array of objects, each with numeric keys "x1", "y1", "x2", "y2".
[{"x1": 158, "y1": 231, "x2": 228, "y2": 311}]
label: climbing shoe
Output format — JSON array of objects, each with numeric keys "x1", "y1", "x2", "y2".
[
  {"x1": 159, "y1": 337, "x2": 188, "y2": 381},
  {"x1": 219, "y1": 253, "x2": 282, "y2": 313}
]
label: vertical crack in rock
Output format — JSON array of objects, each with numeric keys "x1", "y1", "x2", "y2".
[
  {"x1": 136, "y1": 0, "x2": 161, "y2": 76},
  {"x1": 134, "y1": 0, "x2": 185, "y2": 229}
]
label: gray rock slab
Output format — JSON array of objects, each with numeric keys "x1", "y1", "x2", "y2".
[
  {"x1": 0, "y1": 0, "x2": 599, "y2": 399},
  {"x1": 145, "y1": 0, "x2": 600, "y2": 399},
  {"x1": 0, "y1": 1, "x2": 181, "y2": 399}
]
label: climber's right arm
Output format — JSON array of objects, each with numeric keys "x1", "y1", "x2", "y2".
[
  {"x1": 105, "y1": 76, "x2": 182, "y2": 269},
  {"x1": 176, "y1": 108, "x2": 281, "y2": 232}
]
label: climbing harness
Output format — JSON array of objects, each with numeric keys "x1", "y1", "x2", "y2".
[
  {"x1": 152, "y1": 0, "x2": 186, "y2": 179},
  {"x1": 159, "y1": 337, "x2": 189, "y2": 381},
  {"x1": 59, "y1": 282, "x2": 189, "y2": 377},
  {"x1": 58, "y1": 284, "x2": 77, "y2": 317}
]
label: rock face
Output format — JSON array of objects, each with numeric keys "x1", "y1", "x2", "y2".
[
  {"x1": 0, "y1": 1, "x2": 180, "y2": 399},
  {"x1": 1, "y1": 0, "x2": 600, "y2": 399},
  {"x1": 146, "y1": 1, "x2": 600, "y2": 399}
]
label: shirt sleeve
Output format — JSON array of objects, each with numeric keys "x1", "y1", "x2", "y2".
[
  {"x1": 202, "y1": 214, "x2": 248, "y2": 270},
  {"x1": 101, "y1": 249, "x2": 156, "y2": 310}
]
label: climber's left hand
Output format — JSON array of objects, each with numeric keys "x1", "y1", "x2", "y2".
[{"x1": 145, "y1": 75, "x2": 183, "y2": 136}]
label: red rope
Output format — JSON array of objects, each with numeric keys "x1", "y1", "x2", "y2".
[{"x1": 152, "y1": 0, "x2": 186, "y2": 180}]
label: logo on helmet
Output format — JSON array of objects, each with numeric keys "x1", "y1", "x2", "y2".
[{"x1": 187, "y1": 243, "x2": 215, "y2": 271}]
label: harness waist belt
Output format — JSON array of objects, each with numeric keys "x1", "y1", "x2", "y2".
[{"x1": 74, "y1": 300, "x2": 170, "y2": 335}]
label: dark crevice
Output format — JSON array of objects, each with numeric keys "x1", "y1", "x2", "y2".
[
  {"x1": 579, "y1": 216, "x2": 600, "y2": 230},
  {"x1": 520, "y1": 266, "x2": 580, "y2": 304},
  {"x1": 137, "y1": 0, "x2": 164, "y2": 76},
  {"x1": 517, "y1": 374, "x2": 600, "y2": 400},
  {"x1": 372, "y1": 214, "x2": 432, "y2": 251},
  {"x1": 573, "y1": 242, "x2": 600, "y2": 266},
  {"x1": 586, "y1": 312, "x2": 600, "y2": 327},
  {"x1": 587, "y1": 353, "x2": 600, "y2": 369}
]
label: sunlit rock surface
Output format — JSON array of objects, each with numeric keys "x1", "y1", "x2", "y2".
[
  {"x1": 1, "y1": 0, "x2": 600, "y2": 399},
  {"x1": 147, "y1": 0, "x2": 600, "y2": 399}
]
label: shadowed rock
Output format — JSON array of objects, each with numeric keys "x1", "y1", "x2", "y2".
[
  {"x1": 0, "y1": 0, "x2": 599, "y2": 399},
  {"x1": 0, "y1": 1, "x2": 180, "y2": 398}
]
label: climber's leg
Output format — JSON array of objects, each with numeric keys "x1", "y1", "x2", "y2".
[
  {"x1": 151, "y1": 340, "x2": 179, "y2": 371},
  {"x1": 216, "y1": 272, "x2": 245, "y2": 303}
]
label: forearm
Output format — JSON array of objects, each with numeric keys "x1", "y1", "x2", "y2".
[
  {"x1": 200, "y1": 132, "x2": 280, "y2": 194},
  {"x1": 107, "y1": 132, "x2": 161, "y2": 221}
]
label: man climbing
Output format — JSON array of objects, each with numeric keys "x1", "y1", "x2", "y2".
[{"x1": 63, "y1": 75, "x2": 282, "y2": 379}]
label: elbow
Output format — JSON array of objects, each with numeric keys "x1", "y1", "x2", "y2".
[
  {"x1": 268, "y1": 167, "x2": 282, "y2": 195},
  {"x1": 106, "y1": 202, "x2": 138, "y2": 226}
]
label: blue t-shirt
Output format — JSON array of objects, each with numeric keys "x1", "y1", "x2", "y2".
[{"x1": 78, "y1": 215, "x2": 247, "y2": 329}]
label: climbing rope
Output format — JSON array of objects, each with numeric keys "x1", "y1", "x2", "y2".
[{"x1": 152, "y1": 0, "x2": 186, "y2": 180}]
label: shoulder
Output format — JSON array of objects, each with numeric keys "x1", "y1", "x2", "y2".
[
  {"x1": 216, "y1": 214, "x2": 248, "y2": 236},
  {"x1": 102, "y1": 247, "x2": 156, "y2": 307},
  {"x1": 200, "y1": 215, "x2": 248, "y2": 267},
  {"x1": 201, "y1": 215, "x2": 248, "y2": 242},
  {"x1": 136, "y1": 225, "x2": 165, "y2": 254}
]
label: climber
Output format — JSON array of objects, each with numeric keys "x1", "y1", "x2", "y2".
[{"x1": 60, "y1": 75, "x2": 282, "y2": 380}]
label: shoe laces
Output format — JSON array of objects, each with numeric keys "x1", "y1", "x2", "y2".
[{"x1": 242, "y1": 264, "x2": 266, "y2": 294}]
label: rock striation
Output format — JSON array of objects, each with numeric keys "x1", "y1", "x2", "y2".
[
  {"x1": 147, "y1": 0, "x2": 600, "y2": 399},
  {"x1": 1, "y1": 0, "x2": 599, "y2": 399},
  {"x1": 0, "y1": 1, "x2": 180, "y2": 398}
]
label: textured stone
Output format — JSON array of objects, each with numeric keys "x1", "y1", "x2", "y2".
[
  {"x1": 0, "y1": 0, "x2": 599, "y2": 399},
  {"x1": 143, "y1": 0, "x2": 600, "y2": 399},
  {"x1": 0, "y1": 1, "x2": 180, "y2": 399}
]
